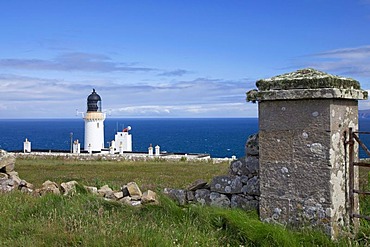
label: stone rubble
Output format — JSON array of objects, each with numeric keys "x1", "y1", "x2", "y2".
[
  {"x1": 0, "y1": 149, "x2": 158, "y2": 206},
  {"x1": 164, "y1": 133, "x2": 260, "y2": 211},
  {"x1": 0, "y1": 150, "x2": 34, "y2": 193}
]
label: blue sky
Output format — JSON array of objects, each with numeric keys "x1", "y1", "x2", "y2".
[{"x1": 1, "y1": 0, "x2": 370, "y2": 118}]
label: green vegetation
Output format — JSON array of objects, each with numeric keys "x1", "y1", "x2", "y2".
[
  {"x1": 15, "y1": 157, "x2": 227, "y2": 191},
  {"x1": 0, "y1": 157, "x2": 368, "y2": 246}
]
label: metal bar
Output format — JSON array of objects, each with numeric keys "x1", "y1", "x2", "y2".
[
  {"x1": 353, "y1": 162, "x2": 370, "y2": 168},
  {"x1": 353, "y1": 134, "x2": 370, "y2": 157},
  {"x1": 348, "y1": 128, "x2": 355, "y2": 224},
  {"x1": 353, "y1": 214, "x2": 370, "y2": 221},
  {"x1": 353, "y1": 189, "x2": 370, "y2": 195},
  {"x1": 354, "y1": 131, "x2": 370, "y2": 134}
]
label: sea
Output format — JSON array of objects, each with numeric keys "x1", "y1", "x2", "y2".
[{"x1": 1, "y1": 117, "x2": 370, "y2": 159}]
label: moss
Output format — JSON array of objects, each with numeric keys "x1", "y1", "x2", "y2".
[{"x1": 256, "y1": 68, "x2": 361, "y2": 91}]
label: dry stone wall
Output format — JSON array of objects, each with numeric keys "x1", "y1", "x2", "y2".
[
  {"x1": 164, "y1": 133, "x2": 260, "y2": 210},
  {"x1": 0, "y1": 149, "x2": 158, "y2": 206}
]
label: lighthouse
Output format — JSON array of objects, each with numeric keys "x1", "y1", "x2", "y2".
[{"x1": 84, "y1": 89, "x2": 106, "y2": 152}]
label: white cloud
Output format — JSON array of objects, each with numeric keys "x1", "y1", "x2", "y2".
[
  {"x1": 300, "y1": 45, "x2": 370, "y2": 79},
  {"x1": 0, "y1": 74, "x2": 256, "y2": 118}
]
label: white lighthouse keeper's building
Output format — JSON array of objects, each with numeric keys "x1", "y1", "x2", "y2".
[
  {"x1": 114, "y1": 126, "x2": 132, "y2": 152},
  {"x1": 84, "y1": 89, "x2": 106, "y2": 152}
]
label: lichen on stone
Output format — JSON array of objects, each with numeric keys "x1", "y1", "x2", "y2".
[{"x1": 256, "y1": 68, "x2": 360, "y2": 91}]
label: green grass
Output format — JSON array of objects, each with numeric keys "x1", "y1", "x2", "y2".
[
  {"x1": 0, "y1": 157, "x2": 368, "y2": 246},
  {"x1": 15, "y1": 157, "x2": 228, "y2": 191}
]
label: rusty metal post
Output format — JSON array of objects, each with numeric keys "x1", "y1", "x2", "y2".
[{"x1": 348, "y1": 127, "x2": 354, "y2": 225}]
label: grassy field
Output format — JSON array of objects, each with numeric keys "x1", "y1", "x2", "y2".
[
  {"x1": 14, "y1": 157, "x2": 229, "y2": 191},
  {"x1": 0, "y1": 157, "x2": 368, "y2": 246}
]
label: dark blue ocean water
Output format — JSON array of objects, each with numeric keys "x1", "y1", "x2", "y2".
[
  {"x1": 2, "y1": 118, "x2": 370, "y2": 158},
  {"x1": 0, "y1": 118, "x2": 259, "y2": 158}
]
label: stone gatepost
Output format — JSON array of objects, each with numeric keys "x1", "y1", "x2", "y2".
[{"x1": 247, "y1": 68, "x2": 368, "y2": 238}]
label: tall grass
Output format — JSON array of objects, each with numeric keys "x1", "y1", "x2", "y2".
[
  {"x1": 0, "y1": 157, "x2": 368, "y2": 246},
  {"x1": 0, "y1": 191, "x2": 349, "y2": 247}
]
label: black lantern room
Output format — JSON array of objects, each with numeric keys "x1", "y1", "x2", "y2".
[{"x1": 87, "y1": 89, "x2": 102, "y2": 112}]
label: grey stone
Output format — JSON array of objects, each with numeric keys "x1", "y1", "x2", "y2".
[
  {"x1": 231, "y1": 195, "x2": 259, "y2": 210},
  {"x1": 245, "y1": 133, "x2": 259, "y2": 156},
  {"x1": 186, "y1": 190, "x2": 195, "y2": 201},
  {"x1": 0, "y1": 178, "x2": 15, "y2": 192},
  {"x1": 194, "y1": 189, "x2": 211, "y2": 206},
  {"x1": 240, "y1": 175, "x2": 249, "y2": 184},
  {"x1": 163, "y1": 188, "x2": 187, "y2": 205},
  {"x1": 209, "y1": 192, "x2": 230, "y2": 208},
  {"x1": 0, "y1": 173, "x2": 8, "y2": 179},
  {"x1": 210, "y1": 175, "x2": 243, "y2": 194},
  {"x1": 242, "y1": 176, "x2": 260, "y2": 196},
  {"x1": 229, "y1": 156, "x2": 259, "y2": 177},
  {"x1": 187, "y1": 179, "x2": 208, "y2": 191}
]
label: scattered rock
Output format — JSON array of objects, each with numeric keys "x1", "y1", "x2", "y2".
[
  {"x1": 142, "y1": 190, "x2": 157, "y2": 204},
  {"x1": 98, "y1": 185, "x2": 113, "y2": 197},
  {"x1": 61, "y1": 181, "x2": 78, "y2": 196},
  {"x1": 126, "y1": 182, "x2": 142, "y2": 197},
  {"x1": 35, "y1": 180, "x2": 60, "y2": 196},
  {"x1": 114, "y1": 191, "x2": 124, "y2": 200},
  {"x1": 84, "y1": 186, "x2": 98, "y2": 195}
]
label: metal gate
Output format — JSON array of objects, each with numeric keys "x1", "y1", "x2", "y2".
[{"x1": 347, "y1": 128, "x2": 370, "y2": 222}]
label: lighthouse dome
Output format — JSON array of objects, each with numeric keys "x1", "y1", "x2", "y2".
[{"x1": 87, "y1": 89, "x2": 102, "y2": 112}]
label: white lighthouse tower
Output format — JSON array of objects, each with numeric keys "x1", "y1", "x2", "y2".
[{"x1": 84, "y1": 89, "x2": 106, "y2": 152}]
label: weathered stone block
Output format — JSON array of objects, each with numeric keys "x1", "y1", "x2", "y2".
[
  {"x1": 98, "y1": 185, "x2": 113, "y2": 197},
  {"x1": 126, "y1": 182, "x2": 142, "y2": 197},
  {"x1": 210, "y1": 175, "x2": 243, "y2": 194},
  {"x1": 186, "y1": 190, "x2": 195, "y2": 201},
  {"x1": 142, "y1": 190, "x2": 157, "y2": 204},
  {"x1": 245, "y1": 133, "x2": 259, "y2": 156},
  {"x1": 260, "y1": 162, "x2": 331, "y2": 202},
  {"x1": 36, "y1": 180, "x2": 60, "y2": 196},
  {"x1": 242, "y1": 176, "x2": 260, "y2": 196},
  {"x1": 229, "y1": 156, "x2": 259, "y2": 177},
  {"x1": 0, "y1": 150, "x2": 15, "y2": 173},
  {"x1": 194, "y1": 189, "x2": 211, "y2": 205},
  {"x1": 163, "y1": 188, "x2": 187, "y2": 205},
  {"x1": 114, "y1": 191, "x2": 124, "y2": 199},
  {"x1": 292, "y1": 130, "x2": 330, "y2": 164},
  {"x1": 259, "y1": 100, "x2": 330, "y2": 132},
  {"x1": 209, "y1": 192, "x2": 231, "y2": 208},
  {"x1": 61, "y1": 181, "x2": 78, "y2": 196},
  {"x1": 187, "y1": 179, "x2": 208, "y2": 191},
  {"x1": 231, "y1": 194, "x2": 259, "y2": 210}
]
